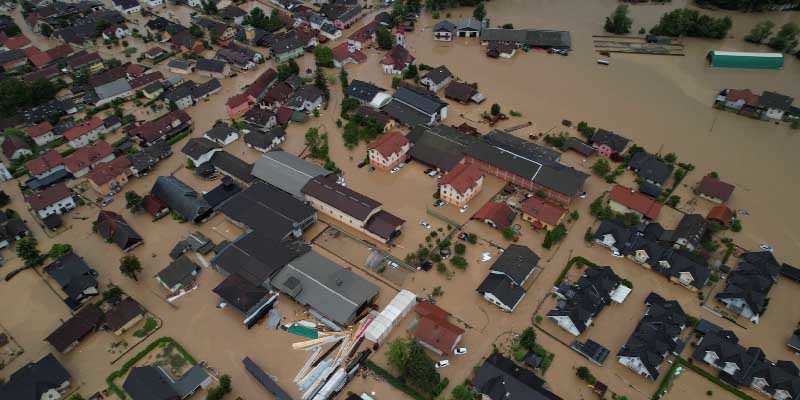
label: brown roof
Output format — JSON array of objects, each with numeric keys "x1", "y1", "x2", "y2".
[
  {"x1": 726, "y1": 89, "x2": 760, "y2": 107},
  {"x1": 302, "y1": 175, "x2": 381, "y2": 221},
  {"x1": 707, "y1": 205, "x2": 734, "y2": 226},
  {"x1": 697, "y1": 175, "x2": 734, "y2": 202},
  {"x1": 63, "y1": 117, "x2": 103, "y2": 141},
  {"x1": 103, "y1": 297, "x2": 144, "y2": 331},
  {"x1": 368, "y1": 131, "x2": 408, "y2": 159},
  {"x1": 64, "y1": 141, "x2": 114, "y2": 172},
  {"x1": 25, "y1": 121, "x2": 54, "y2": 138},
  {"x1": 226, "y1": 93, "x2": 253, "y2": 108},
  {"x1": 276, "y1": 106, "x2": 293, "y2": 125},
  {"x1": 472, "y1": 202, "x2": 516, "y2": 229},
  {"x1": 87, "y1": 157, "x2": 131, "y2": 186},
  {"x1": 413, "y1": 303, "x2": 464, "y2": 355},
  {"x1": 265, "y1": 82, "x2": 293, "y2": 104},
  {"x1": 143, "y1": 194, "x2": 168, "y2": 217},
  {"x1": 126, "y1": 63, "x2": 148, "y2": 77},
  {"x1": 46, "y1": 44, "x2": 75, "y2": 60},
  {"x1": 349, "y1": 20, "x2": 378, "y2": 43},
  {"x1": 128, "y1": 110, "x2": 191, "y2": 143},
  {"x1": 444, "y1": 81, "x2": 475, "y2": 103},
  {"x1": 331, "y1": 42, "x2": 366, "y2": 63},
  {"x1": 2, "y1": 137, "x2": 31, "y2": 158},
  {"x1": 45, "y1": 304, "x2": 103, "y2": 352},
  {"x1": 364, "y1": 210, "x2": 404, "y2": 240},
  {"x1": 4, "y1": 35, "x2": 31, "y2": 49},
  {"x1": 440, "y1": 163, "x2": 483, "y2": 195},
  {"x1": 128, "y1": 71, "x2": 163, "y2": 89},
  {"x1": 521, "y1": 196, "x2": 566, "y2": 226},
  {"x1": 26, "y1": 182, "x2": 72, "y2": 211},
  {"x1": 25, "y1": 150, "x2": 64, "y2": 175},
  {"x1": 66, "y1": 51, "x2": 102, "y2": 69},
  {"x1": 243, "y1": 68, "x2": 277, "y2": 100},
  {"x1": 608, "y1": 185, "x2": 662, "y2": 220}
]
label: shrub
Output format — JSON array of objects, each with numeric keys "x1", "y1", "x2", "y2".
[
  {"x1": 450, "y1": 255, "x2": 468, "y2": 269},
  {"x1": 454, "y1": 243, "x2": 466, "y2": 255}
]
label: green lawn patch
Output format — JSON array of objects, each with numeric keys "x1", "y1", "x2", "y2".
[
  {"x1": 362, "y1": 360, "x2": 430, "y2": 400},
  {"x1": 652, "y1": 357, "x2": 754, "y2": 400},
  {"x1": 106, "y1": 337, "x2": 197, "y2": 400},
  {"x1": 132, "y1": 317, "x2": 158, "y2": 338}
]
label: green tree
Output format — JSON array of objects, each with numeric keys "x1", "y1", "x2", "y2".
[
  {"x1": 663, "y1": 152, "x2": 677, "y2": 163},
  {"x1": 119, "y1": 255, "x2": 143, "y2": 281},
  {"x1": 339, "y1": 68, "x2": 349, "y2": 94},
  {"x1": 591, "y1": 159, "x2": 611, "y2": 177},
  {"x1": 451, "y1": 384, "x2": 476, "y2": 400},
  {"x1": 473, "y1": 3, "x2": 486, "y2": 21},
  {"x1": 519, "y1": 327, "x2": 537, "y2": 351},
  {"x1": 403, "y1": 64, "x2": 418, "y2": 79},
  {"x1": 206, "y1": 374, "x2": 231, "y2": 400},
  {"x1": 745, "y1": 20, "x2": 775, "y2": 44},
  {"x1": 314, "y1": 67, "x2": 329, "y2": 101},
  {"x1": 125, "y1": 191, "x2": 144, "y2": 213},
  {"x1": 731, "y1": 219, "x2": 742, "y2": 232},
  {"x1": 387, "y1": 338, "x2": 411, "y2": 374},
  {"x1": 576, "y1": 121, "x2": 596, "y2": 139},
  {"x1": 102, "y1": 286, "x2": 124, "y2": 305},
  {"x1": 391, "y1": 76, "x2": 402, "y2": 89},
  {"x1": 768, "y1": 22, "x2": 799, "y2": 52},
  {"x1": 490, "y1": 103, "x2": 501, "y2": 116},
  {"x1": 189, "y1": 24, "x2": 205, "y2": 38},
  {"x1": 650, "y1": 8, "x2": 732, "y2": 39},
  {"x1": 277, "y1": 59, "x2": 299, "y2": 80},
  {"x1": 376, "y1": 26, "x2": 394, "y2": 50},
  {"x1": 454, "y1": 243, "x2": 466, "y2": 255},
  {"x1": 16, "y1": 237, "x2": 43, "y2": 267},
  {"x1": 666, "y1": 195, "x2": 681, "y2": 207},
  {"x1": 542, "y1": 224, "x2": 567, "y2": 249},
  {"x1": 450, "y1": 255, "x2": 468, "y2": 269},
  {"x1": 604, "y1": 5, "x2": 633, "y2": 34},
  {"x1": 48, "y1": 243, "x2": 72, "y2": 259},
  {"x1": 313, "y1": 46, "x2": 334, "y2": 68},
  {"x1": 0, "y1": 190, "x2": 9, "y2": 207},
  {"x1": 501, "y1": 226, "x2": 515, "y2": 240},
  {"x1": 201, "y1": 0, "x2": 218, "y2": 14},
  {"x1": 340, "y1": 97, "x2": 360, "y2": 117}
]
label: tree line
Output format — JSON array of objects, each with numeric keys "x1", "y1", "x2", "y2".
[{"x1": 0, "y1": 78, "x2": 61, "y2": 117}]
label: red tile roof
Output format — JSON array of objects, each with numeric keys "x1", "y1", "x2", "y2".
[
  {"x1": 4, "y1": 35, "x2": 31, "y2": 49},
  {"x1": 381, "y1": 45, "x2": 414, "y2": 68},
  {"x1": 608, "y1": 185, "x2": 662, "y2": 220},
  {"x1": 25, "y1": 182, "x2": 71, "y2": 211},
  {"x1": 276, "y1": 106, "x2": 293, "y2": 125},
  {"x1": 66, "y1": 51, "x2": 102, "y2": 69},
  {"x1": 25, "y1": 150, "x2": 64, "y2": 176},
  {"x1": 46, "y1": 44, "x2": 75, "y2": 60},
  {"x1": 27, "y1": 49, "x2": 52, "y2": 68},
  {"x1": 726, "y1": 89, "x2": 760, "y2": 107},
  {"x1": 349, "y1": 20, "x2": 378, "y2": 43},
  {"x1": 25, "y1": 121, "x2": 54, "y2": 139},
  {"x1": 368, "y1": 131, "x2": 408, "y2": 159},
  {"x1": 125, "y1": 63, "x2": 148, "y2": 77},
  {"x1": 331, "y1": 42, "x2": 366, "y2": 64},
  {"x1": 64, "y1": 141, "x2": 114, "y2": 172},
  {"x1": 243, "y1": 68, "x2": 277, "y2": 100},
  {"x1": 143, "y1": 194, "x2": 168, "y2": 217},
  {"x1": 63, "y1": 117, "x2": 103, "y2": 141},
  {"x1": 226, "y1": 93, "x2": 253, "y2": 109},
  {"x1": 521, "y1": 196, "x2": 566, "y2": 227},
  {"x1": 413, "y1": 303, "x2": 464, "y2": 355},
  {"x1": 128, "y1": 110, "x2": 191, "y2": 144},
  {"x1": 128, "y1": 71, "x2": 163, "y2": 89},
  {"x1": 87, "y1": 157, "x2": 131, "y2": 186},
  {"x1": 707, "y1": 205, "x2": 734, "y2": 226},
  {"x1": 472, "y1": 202, "x2": 516, "y2": 229},
  {"x1": 697, "y1": 176, "x2": 734, "y2": 202},
  {"x1": 440, "y1": 163, "x2": 483, "y2": 195},
  {"x1": 22, "y1": 46, "x2": 42, "y2": 58}
]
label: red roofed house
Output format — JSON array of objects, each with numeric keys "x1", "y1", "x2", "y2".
[
  {"x1": 1, "y1": 137, "x2": 33, "y2": 160},
  {"x1": 25, "y1": 150, "x2": 64, "y2": 180},
  {"x1": 87, "y1": 157, "x2": 132, "y2": 196},
  {"x1": 243, "y1": 68, "x2": 278, "y2": 104},
  {"x1": 439, "y1": 163, "x2": 484, "y2": 207},
  {"x1": 413, "y1": 302, "x2": 464, "y2": 356},
  {"x1": 127, "y1": 110, "x2": 192, "y2": 146},
  {"x1": 707, "y1": 205, "x2": 734, "y2": 227},
  {"x1": 381, "y1": 45, "x2": 414, "y2": 75},
  {"x1": 25, "y1": 121, "x2": 57, "y2": 146},
  {"x1": 348, "y1": 20, "x2": 378, "y2": 51},
  {"x1": 367, "y1": 131, "x2": 409, "y2": 172},
  {"x1": 471, "y1": 202, "x2": 517, "y2": 230},
  {"x1": 25, "y1": 182, "x2": 77, "y2": 219},
  {"x1": 64, "y1": 117, "x2": 105, "y2": 149},
  {"x1": 2, "y1": 35, "x2": 32, "y2": 50},
  {"x1": 521, "y1": 196, "x2": 566, "y2": 230},
  {"x1": 332, "y1": 42, "x2": 366, "y2": 68},
  {"x1": 64, "y1": 141, "x2": 115, "y2": 178},
  {"x1": 276, "y1": 106, "x2": 293, "y2": 125},
  {"x1": 226, "y1": 93, "x2": 255, "y2": 118},
  {"x1": 27, "y1": 49, "x2": 53, "y2": 68},
  {"x1": 696, "y1": 175, "x2": 735, "y2": 204},
  {"x1": 143, "y1": 194, "x2": 169, "y2": 219},
  {"x1": 608, "y1": 184, "x2": 662, "y2": 220},
  {"x1": 718, "y1": 88, "x2": 760, "y2": 117}
]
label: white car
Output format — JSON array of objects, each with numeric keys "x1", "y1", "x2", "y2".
[
  {"x1": 759, "y1": 244, "x2": 774, "y2": 252},
  {"x1": 454, "y1": 347, "x2": 467, "y2": 355},
  {"x1": 427, "y1": 170, "x2": 438, "y2": 177},
  {"x1": 578, "y1": 191, "x2": 588, "y2": 198},
  {"x1": 390, "y1": 167, "x2": 400, "y2": 174},
  {"x1": 434, "y1": 360, "x2": 450, "y2": 369},
  {"x1": 419, "y1": 221, "x2": 431, "y2": 229},
  {"x1": 388, "y1": 261, "x2": 399, "y2": 269},
  {"x1": 459, "y1": 205, "x2": 469, "y2": 213},
  {"x1": 611, "y1": 250, "x2": 624, "y2": 258}
]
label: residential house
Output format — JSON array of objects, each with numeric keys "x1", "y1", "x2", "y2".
[
  {"x1": 0, "y1": 48, "x2": 28, "y2": 70},
  {"x1": 44, "y1": 252, "x2": 99, "y2": 309},
  {"x1": 112, "y1": 0, "x2": 141, "y2": 15},
  {"x1": 671, "y1": 213, "x2": 708, "y2": 251},
  {"x1": 548, "y1": 266, "x2": 626, "y2": 336},
  {"x1": 593, "y1": 219, "x2": 636, "y2": 254},
  {"x1": 143, "y1": 47, "x2": 167, "y2": 61},
  {"x1": 142, "y1": 194, "x2": 169, "y2": 219},
  {"x1": 471, "y1": 202, "x2": 517, "y2": 230},
  {"x1": 161, "y1": 80, "x2": 196, "y2": 110},
  {"x1": 26, "y1": 182, "x2": 76, "y2": 219},
  {"x1": 103, "y1": 297, "x2": 145, "y2": 335},
  {"x1": 716, "y1": 251, "x2": 781, "y2": 323},
  {"x1": 420, "y1": 65, "x2": 453, "y2": 92},
  {"x1": 487, "y1": 42, "x2": 517, "y2": 58},
  {"x1": 66, "y1": 52, "x2": 103, "y2": 72},
  {"x1": 716, "y1": 88, "x2": 761, "y2": 116},
  {"x1": 208, "y1": 151, "x2": 254, "y2": 186},
  {"x1": 167, "y1": 59, "x2": 194, "y2": 75},
  {"x1": 608, "y1": 184, "x2": 662, "y2": 220},
  {"x1": 45, "y1": 303, "x2": 103, "y2": 353},
  {"x1": 590, "y1": 129, "x2": 630, "y2": 158},
  {"x1": 444, "y1": 81, "x2": 478, "y2": 104},
  {"x1": 128, "y1": 110, "x2": 192, "y2": 146},
  {"x1": 271, "y1": 36, "x2": 304, "y2": 62},
  {"x1": 696, "y1": 175, "x2": 735, "y2": 204},
  {"x1": 617, "y1": 293, "x2": 686, "y2": 380},
  {"x1": 1, "y1": 34, "x2": 32, "y2": 50},
  {"x1": 25, "y1": 121, "x2": 57, "y2": 146},
  {"x1": 383, "y1": 86, "x2": 448, "y2": 126},
  {"x1": 439, "y1": 163, "x2": 484, "y2": 207},
  {"x1": 348, "y1": 20, "x2": 378, "y2": 50},
  {"x1": 217, "y1": 46, "x2": 257, "y2": 70},
  {"x1": 367, "y1": 131, "x2": 410, "y2": 172},
  {"x1": 759, "y1": 91, "x2": 794, "y2": 121},
  {"x1": 243, "y1": 107, "x2": 278, "y2": 131},
  {"x1": 250, "y1": 150, "x2": 331, "y2": 199},
  {"x1": 64, "y1": 140, "x2": 116, "y2": 178},
  {"x1": 63, "y1": 117, "x2": 105, "y2": 149},
  {"x1": 102, "y1": 23, "x2": 130, "y2": 40},
  {"x1": 94, "y1": 210, "x2": 142, "y2": 251},
  {"x1": 332, "y1": 42, "x2": 366, "y2": 67},
  {"x1": 204, "y1": 124, "x2": 239, "y2": 146},
  {"x1": 355, "y1": 106, "x2": 395, "y2": 131},
  {"x1": 243, "y1": 67, "x2": 278, "y2": 104},
  {"x1": 150, "y1": 176, "x2": 212, "y2": 223},
  {"x1": 192, "y1": 78, "x2": 222, "y2": 101},
  {"x1": 244, "y1": 127, "x2": 285, "y2": 153},
  {"x1": 433, "y1": 20, "x2": 456, "y2": 41},
  {"x1": 347, "y1": 80, "x2": 385, "y2": 106},
  {"x1": 629, "y1": 152, "x2": 673, "y2": 188},
  {"x1": 473, "y1": 353, "x2": 561, "y2": 399},
  {"x1": 320, "y1": 3, "x2": 362, "y2": 29},
  {"x1": 1, "y1": 137, "x2": 32, "y2": 160},
  {"x1": 123, "y1": 365, "x2": 212, "y2": 400},
  {"x1": 456, "y1": 17, "x2": 482, "y2": 37},
  {"x1": 521, "y1": 196, "x2": 566, "y2": 230},
  {"x1": 476, "y1": 245, "x2": 539, "y2": 312},
  {"x1": 707, "y1": 205, "x2": 734, "y2": 227},
  {"x1": 226, "y1": 93, "x2": 255, "y2": 118},
  {"x1": 271, "y1": 250, "x2": 379, "y2": 325},
  {"x1": 0, "y1": 354, "x2": 71, "y2": 400},
  {"x1": 0, "y1": 212, "x2": 30, "y2": 250},
  {"x1": 286, "y1": 85, "x2": 324, "y2": 112},
  {"x1": 195, "y1": 58, "x2": 231, "y2": 78},
  {"x1": 91, "y1": 78, "x2": 134, "y2": 107},
  {"x1": 413, "y1": 303, "x2": 464, "y2": 355},
  {"x1": 182, "y1": 137, "x2": 221, "y2": 167},
  {"x1": 194, "y1": 16, "x2": 236, "y2": 41},
  {"x1": 213, "y1": 273, "x2": 276, "y2": 326},
  {"x1": 381, "y1": 45, "x2": 414, "y2": 75},
  {"x1": 220, "y1": 5, "x2": 247, "y2": 25},
  {"x1": 86, "y1": 157, "x2": 132, "y2": 195},
  {"x1": 156, "y1": 255, "x2": 200, "y2": 293}
]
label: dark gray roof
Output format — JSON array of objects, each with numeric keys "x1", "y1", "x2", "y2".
[
  {"x1": 45, "y1": 304, "x2": 103, "y2": 352},
  {"x1": 433, "y1": 20, "x2": 456, "y2": 32},
  {"x1": 406, "y1": 124, "x2": 478, "y2": 171},
  {"x1": 123, "y1": 366, "x2": 179, "y2": 400},
  {"x1": 204, "y1": 124, "x2": 238, "y2": 143},
  {"x1": 476, "y1": 273, "x2": 526, "y2": 311},
  {"x1": 103, "y1": 297, "x2": 144, "y2": 332},
  {"x1": 491, "y1": 244, "x2": 539, "y2": 285},
  {"x1": 456, "y1": 17, "x2": 482, "y2": 31},
  {"x1": 95, "y1": 211, "x2": 143, "y2": 251},
  {"x1": 213, "y1": 273, "x2": 270, "y2": 313},
  {"x1": 301, "y1": 175, "x2": 380, "y2": 221},
  {"x1": 473, "y1": 353, "x2": 560, "y2": 400},
  {"x1": 561, "y1": 137, "x2": 596, "y2": 156},
  {"x1": 203, "y1": 178, "x2": 242, "y2": 209},
  {"x1": 171, "y1": 365, "x2": 210, "y2": 399},
  {"x1": 43, "y1": 253, "x2": 98, "y2": 305},
  {"x1": 671, "y1": 214, "x2": 708, "y2": 248},
  {"x1": 590, "y1": 129, "x2": 630, "y2": 153},
  {"x1": 244, "y1": 127, "x2": 284, "y2": 149},
  {"x1": 209, "y1": 151, "x2": 254, "y2": 184},
  {"x1": 219, "y1": 181, "x2": 316, "y2": 238},
  {"x1": 392, "y1": 86, "x2": 447, "y2": 116},
  {"x1": 242, "y1": 357, "x2": 293, "y2": 400},
  {"x1": 251, "y1": 151, "x2": 330, "y2": 199},
  {"x1": 94, "y1": 78, "x2": 132, "y2": 100},
  {"x1": 271, "y1": 37, "x2": 303, "y2": 54},
  {"x1": 629, "y1": 152, "x2": 673, "y2": 185},
  {"x1": 181, "y1": 137, "x2": 220, "y2": 160},
  {"x1": 196, "y1": 58, "x2": 227, "y2": 73},
  {"x1": 243, "y1": 107, "x2": 276, "y2": 128},
  {"x1": 716, "y1": 251, "x2": 780, "y2": 316},
  {"x1": 156, "y1": 255, "x2": 199, "y2": 289},
  {"x1": 192, "y1": 78, "x2": 221, "y2": 99},
  {"x1": 480, "y1": 28, "x2": 572, "y2": 49},
  {"x1": 0, "y1": 354, "x2": 71, "y2": 399},
  {"x1": 382, "y1": 100, "x2": 431, "y2": 126},
  {"x1": 212, "y1": 232, "x2": 309, "y2": 287},
  {"x1": 151, "y1": 176, "x2": 212, "y2": 222},
  {"x1": 759, "y1": 91, "x2": 794, "y2": 111},
  {"x1": 347, "y1": 80, "x2": 382, "y2": 103},
  {"x1": 167, "y1": 59, "x2": 192, "y2": 70},
  {"x1": 162, "y1": 80, "x2": 195, "y2": 103},
  {"x1": 421, "y1": 65, "x2": 452, "y2": 85}
]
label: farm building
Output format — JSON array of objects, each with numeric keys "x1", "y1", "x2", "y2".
[{"x1": 707, "y1": 51, "x2": 784, "y2": 70}]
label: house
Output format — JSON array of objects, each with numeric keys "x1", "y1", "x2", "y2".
[
  {"x1": 95, "y1": 211, "x2": 143, "y2": 252},
  {"x1": 0, "y1": 49, "x2": 28, "y2": 70},
  {"x1": 271, "y1": 37, "x2": 304, "y2": 62},
  {"x1": 1, "y1": 34, "x2": 32, "y2": 50},
  {"x1": 617, "y1": 293, "x2": 686, "y2": 380},
  {"x1": 590, "y1": 129, "x2": 630, "y2": 158},
  {"x1": 226, "y1": 93, "x2": 255, "y2": 118},
  {"x1": 487, "y1": 42, "x2": 516, "y2": 58},
  {"x1": 629, "y1": 152, "x2": 673, "y2": 187},
  {"x1": 63, "y1": 117, "x2": 105, "y2": 149},
  {"x1": 244, "y1": 127, "x2": 285, "y2": 153},
  {"x1": 608, "y1": 185, "x2": 662, "y2": 220},
  {"x1": 264, "y1": 82, "x2": 293, "y2": 109},
  {"x1": 1, "y1": 136, "x2": 32, "y2": 162},
  {"x1": 521, "y1": 196, "x2": 566, "y2": 230},
  {"x1": 243, "y1": 67, "x2": 278, "y2": 104},
  {"x1": 217, "y1": 47, "x2": 256, "y2": 70},
  {"x1": 271, "y1": 250, "x2": 379, "y2": 325},
  {"x1": 348, "y1": 20, "x2": 378, "y2": 50},
  {"x1": 220, "y1": 5, "x2": 247, "y2": 25},
  {"x1": 331, "y1": 42, "x2": 366, "y2": 67},
  {"x1": 464, "y1": 130, "x2": 588, "y2": 205},
  {"x1": 102, "y1": 24, "x2": 130, "y2": 40},
  {"x1": 208, "y1": 151, "x2": 254, "y2": 186},
  {"x1": 195, "y1": 58, "x2": 231, "y2": 78},
  {"x1": 707, "y1": 205, "x2": 734, "y2": 227},
  {"x1": 103, "y1": 297, "x2": 145, "y2": 335},
  {"x1": 123, "y1": 365, "x2": 212, "y2": 400},
  {"x1": 716, "y1": 251, "x2": 781, "y2": 323},
  {"x1": 44, "y1": 252, "x2": 99, "y2": 309},
  {"x1": 204, "y1": 124, "x2": 239, "y2": 146},
  {"x1": 367, "y1": 131, "x2": 409, "y2": 171},
  {"x1": 456, "y1": 17, "x2": 482, "y2": 37},
  {"x1": 25, "y1": 121, "x2": 57, "y2": 146},
  {"x1": 126, "y1": 142, "x2": 171, "y2": 177},
  {"x1": 444, "y1": 81, "x2": 478, "y2": 104},
  {"x1": 548, "y1": 266, "x2": 626, "y2": 336},
  {"x1": 302, "y1": 175, "x2": 404, "y2": 244},
  {"x1": 66, "y1": 52, "x2": 103, "y2": 73},
  {"x1": 347, "y1": 80, "x2": 385, "y2": 106},
  {"x1": 696, "y1": 175, "x2": 735, "y2": 204},
  {"x1": 381, "y1": 45, "x2": 414, "y2": 74},
  {"x1": 45, "y1": 303, "x2": 103, "y2": 353},
  {"x1": 286, "y1": 85, "x2": 324, "y2": 112},
  {"x1": 167, "y1": 59, "x2": 194, "y2": 75},
  {"x1": 142, "y1": 194, "x2": 169, "y2": 219},
  {"x1": 439, "y1": 163, "x2": 484, "y2": 207},
  {"x1": 473, "y1": 353, "x2": 561, "y2": 400},
  {"x1": 355, "y1": 106, "x2": 396, "y2": 132},
  {"x1": 64, "y1": 141, "x2": 116, "y2": 178},
  {"x1": 212, "y1": 234, "x2": 309, "y2": 289},
  {"x1": 128, "y1": 110, "x2": 192, "y2": 146},
  {"x1": 433, "y1": 20, "x2": 456, "y2": 41},
  {"x1": 593, "y1": 219, "x2": 637, "y2": 254},
  {"x1": 384, "y1": 86, "x2": 448, "y2": 126},
  {"x1": 671, "y1": 214, "x2": 708, "y2": 251},
  {"x1": 143, "y1": 0, "x2": 163, "y2": 7},
  {"x1": 413, "y1": 303, "x2": 464, "y2": 355},
  {"x1": 192, "y1": 78, "x2": 222, "y2": 101},
  {"x1": 151, "y1": 176, "x2": 212, "y2": 223},
  {"x1": 717, "y1": 88, "x2": 761, "y2": 115},
  {"x1": 0, "y1": 354, "x2": 71, "y2": 400},
  {"x1": 26, "y1": 183, "x2": 76, "y2": 219},
  {"x1": 320, "y1": 3, "x2": 363, "y2": 29},
  {"x1": 250, "y1": 150, "x2": 331, "y2": 199},
  {"x1": 182, "y1": 137, "x2": 222, "y2": 167},
  {"x1": 112, "y1": 0, "x2": 141, "y2": 15},
  {"x1": 243, "y1": 107, "x2": 278, "y2": 131},
  {"x1": 759, "y1": 91, "x2": 794, "y2": 121},
  {"x1": 213, "y1": 273, "x2": 276, "y2": 326},
  {"x1": 0, "y1": 212, "x2": 29, "y2": 249},
  {"x1": 156, "y1": 255, "x2": 201, "y2": 293},
  {"x1": 194, "y1": 16, "x2": 236, "y2": 41},
  {"x1": 476, "y1": 245, "x2": 538, "y2": 312},
  {"x1": 87, "y1": 157, "x2": 132, "y2": 196},
  {"x1": 420, "y1": 65, "x2": 452, "y2": 92},
  {"x1": 471, "y1": 202, "x2": 517, "y2": 230},
  {"x1": 162, "y1": 80, "x2": 196, "y2": 110}
]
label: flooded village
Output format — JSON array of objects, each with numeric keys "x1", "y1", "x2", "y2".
[{"x1": 0, "y1": 0, "x2": 799, "y2": 400}]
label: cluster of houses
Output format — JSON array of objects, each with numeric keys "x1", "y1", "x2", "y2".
[{"x1": 715, "y1": 89, "x2": 797, "y2": 122}]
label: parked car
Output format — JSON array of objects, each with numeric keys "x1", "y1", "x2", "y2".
[
  {"x1": 611, "y1": 250, "x2": 624, "y2": 258},
  {"x1": 427, "y1": 170, "x2": 438, "y2": 177},
  {"x1": 459, "y1": 204, "x2": 469, "y2": 213},
  {"x1": 578, "y1": 191, "x2": 587, "y2": 198},
  {"x1": 419, "y1": 221, "x2": 431, "y2": 229},
  {"x1": 434, "y1": 360, "x2": 450, "y2": 369},
  {"x1": 390, "y1": 166, "x2": 400, "y2": 174},
  {"x1": 100, "y1": 196, "x2": 114, "y2": 207},
  {"x1": 433, "y1": 200, "x2": 446, "y2": 207},
  {"x1": 458, "y1": 232, "x2": 469, "y2": 241},
  {"x1": 388, "y1": 261, "x2": 399, "y2": 269},
  {"x1": 454, "y1": 348, "x2": 467, "y2": 355},
  {"x1": 759, "y1": 244, "x2": 774, "y2": 252},
  {"x1": 418, "y1": 261, "x2": 433, "y2": 271},
  {"x1": 357, "y1": 160, "x2": 368, "y2": 168}
]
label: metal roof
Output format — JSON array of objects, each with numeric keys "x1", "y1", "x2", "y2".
[{"x1": 250, "y1": 150, "x2": 330, "y2": 199}]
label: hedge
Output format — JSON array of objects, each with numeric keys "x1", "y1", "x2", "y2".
[
  {"x1": 651, "y1": 358, "x2": 754, "y2": 400},
  {"x1": 105, "y1": 337, "x2": 197, "y2": 399},
  {"x1": 166, "y1": 128, "x2": 192, "y2": 145},
  {"x1": 362, "y1": 360, "x2": 429, "y2": 400},
  {"x1": 555, "y1": 256, "x2": 597, "y2": 286}
]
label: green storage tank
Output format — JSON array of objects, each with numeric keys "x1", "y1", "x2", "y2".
[{"x1": 708, "y1": 51, "x2": 784, "y2": 70}]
